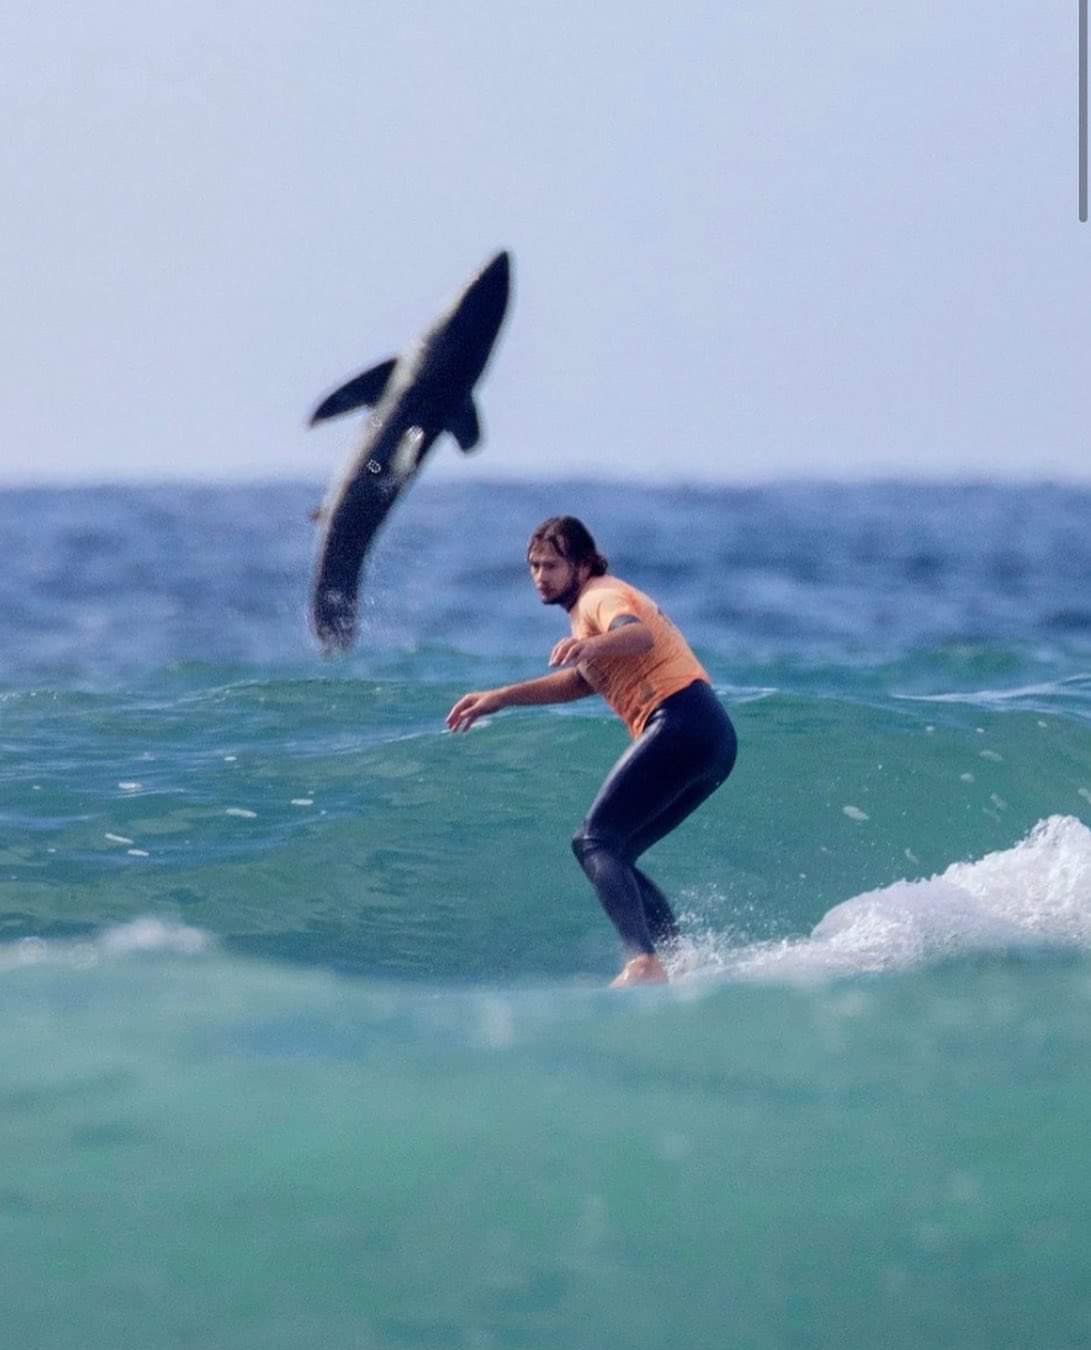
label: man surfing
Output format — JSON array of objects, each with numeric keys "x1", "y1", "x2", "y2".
[{"x1": 447, "y1": 517, "x2": 737, "y2": 987}]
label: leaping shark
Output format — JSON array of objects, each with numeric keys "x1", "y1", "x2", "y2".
[{"x1": 308, "y1": 250, "x2": 511, "y2": 651}]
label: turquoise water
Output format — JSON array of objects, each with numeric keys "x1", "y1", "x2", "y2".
[{"x1": 3, "y1": 481, "x2": 1091, "y2": 1347}]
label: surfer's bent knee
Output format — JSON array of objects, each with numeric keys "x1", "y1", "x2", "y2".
[{"x1": 571, "y1": 825, "x2": 626, "y2": 867}]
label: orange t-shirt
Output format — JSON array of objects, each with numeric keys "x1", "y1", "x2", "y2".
[{"x1": 570, "y1": 576, "x2": 709, "y2": 737}]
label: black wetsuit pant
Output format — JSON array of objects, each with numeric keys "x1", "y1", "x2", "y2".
[{"x1": 571, "y1": 680, "x2": 737, "y2": 957}]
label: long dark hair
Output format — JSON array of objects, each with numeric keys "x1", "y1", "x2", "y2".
[{"x1": 526, "y1": 517, "x2": 608, "y2": 575}]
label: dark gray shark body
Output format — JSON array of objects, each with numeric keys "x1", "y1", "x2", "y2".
[{"x1": 308, "y1": 250, "x2": 511, "y2": 651}]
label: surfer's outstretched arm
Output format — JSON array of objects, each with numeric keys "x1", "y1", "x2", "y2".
[{"x1": 447, "y1": 668, "x2": 592, "y2": 733}]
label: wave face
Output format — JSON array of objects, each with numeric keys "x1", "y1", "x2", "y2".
[
  {"x1": 4, "y1": 481, "x2": 1091, "y2": 1348},
  {"x1": 4, "y1": 674, "x2": 1091, "y2": 983}
]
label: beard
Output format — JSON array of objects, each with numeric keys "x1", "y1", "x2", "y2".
[{"x1": 542, "y1": 578, "x2": 583, "y2": 611}]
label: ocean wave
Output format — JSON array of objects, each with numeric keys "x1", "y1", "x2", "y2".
[
  {"x1": 673, "y1": 815, "x2": 1091, "y2": 983},
  {"x1": 4, "y1": 668, "x2": 1091, "y2": 983},
  {"x1": 9, "y1": 813, "x2": 1090, "y2": 994}
]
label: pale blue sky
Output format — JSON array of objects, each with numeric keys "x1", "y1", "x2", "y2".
[{"x1": 2, "y1": 2, "x2": 1087, "y2": 484}]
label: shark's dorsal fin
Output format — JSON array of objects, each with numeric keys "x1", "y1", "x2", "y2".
[
  {"x1": 309, "y1": 358, "x2": 398, "y2": 425},
  {"x1": 446, "y1": 396, "x2": 481, "y2": 452}
]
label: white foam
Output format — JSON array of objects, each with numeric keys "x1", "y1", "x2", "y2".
[
  {"x1": 0, "y1": 917, "x2": 214, "y2": 973},
  {"x1": 96, "y1": 917, "x2": 211, "y2": 957},
  {"x1": 894, "y1": 674, "x2": 1091, "y2": 707},
  {"x1": 672, "y1": 815, "x2": 1091, "y2": 984}
]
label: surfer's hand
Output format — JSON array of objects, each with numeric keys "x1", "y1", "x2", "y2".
[
  {"x1": 446, "y1": 690, "x2": 502, "y2": 733},
  {"x1": 549, "y1": 636, "x2": 597, "y2": 668}
]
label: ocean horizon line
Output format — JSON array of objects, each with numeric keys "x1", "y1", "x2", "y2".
[{"x1": 3, "y1": 471, "x2": 1091, "y2": 494}]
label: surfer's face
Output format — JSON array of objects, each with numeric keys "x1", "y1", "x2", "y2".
[{"x1": 528, "y1": 545, "x2": 587, "y2": 610}]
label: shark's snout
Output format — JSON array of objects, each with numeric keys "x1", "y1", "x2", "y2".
[{"x1": 452, "y1": 250, "x2": 511, "y2": 345}]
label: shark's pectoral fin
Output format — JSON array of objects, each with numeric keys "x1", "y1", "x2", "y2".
[
  {"x1": 445, "y1": 396, "x2": 482, "y2": 453},
  {"x1": 309, "y1": 359, "x2": 398, "y2": 425}
]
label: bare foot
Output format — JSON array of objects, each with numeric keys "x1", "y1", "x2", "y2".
[{"x1": 609, "y1": 954, "x2": 669, "y2": 988}]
